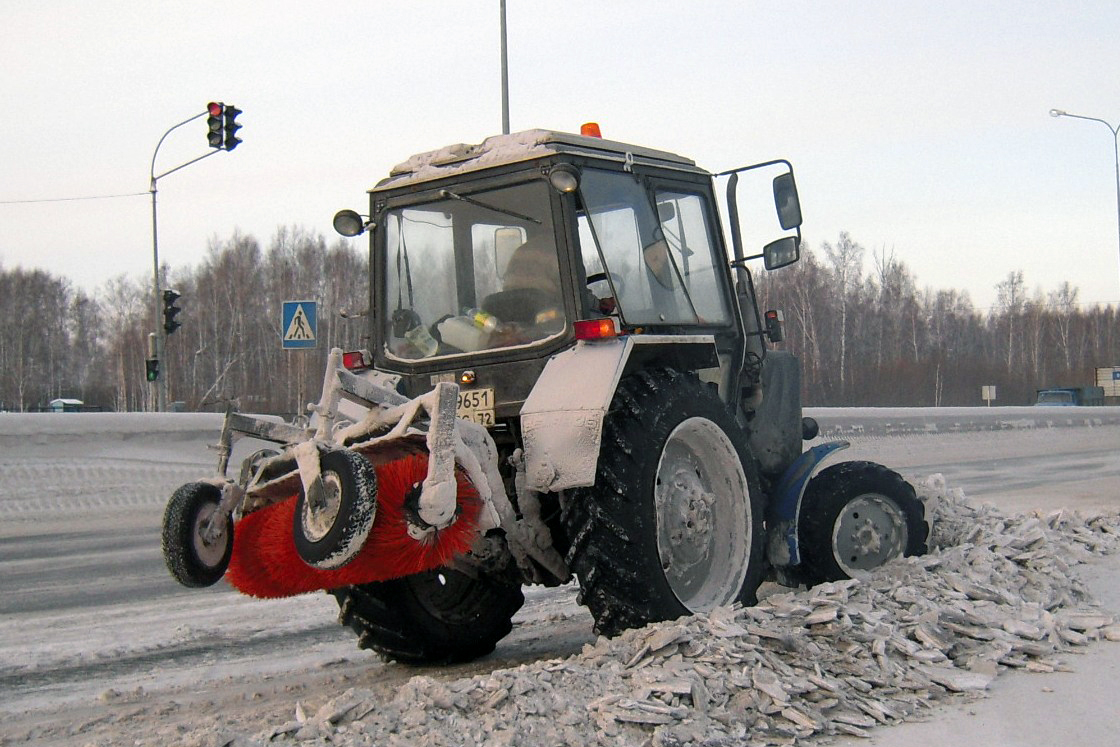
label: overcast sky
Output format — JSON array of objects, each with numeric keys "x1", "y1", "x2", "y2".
[{"x1": 3, "y1": 1, "x2": 1119, "y2": 310}]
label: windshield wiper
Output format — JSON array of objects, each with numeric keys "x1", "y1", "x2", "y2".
[{"x1": 438, "y1": 189, "x2": 541, "y2": 224}]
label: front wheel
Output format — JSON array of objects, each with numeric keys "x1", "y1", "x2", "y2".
[
  {"x1": 797, "y1": 461, "x2": 928, "y2": 584},
  {"x1": 162, "y1": 482, "x2": 233, "y2": 588},
  {"x1": 562, "y1": 369, "x2": 767, "y2": 638},
  {"x1": 292, "y1": 449, "x2": 377, "y2": 570}
]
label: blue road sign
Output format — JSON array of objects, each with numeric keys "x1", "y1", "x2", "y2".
[{"x1": 282, "y1": 300, "x2": 317, "y2": 349}]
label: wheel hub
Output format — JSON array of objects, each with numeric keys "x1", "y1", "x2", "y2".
[
  {"x1": 300, "y1": 472, "x2": 344, "y2": 542},
  {"x1": 191, "y1": 502, "x2": 228, "y2": 568},
  {"x1": 660, "y1": 467, "x2": 715, "y2": 559},
  {"x1": 654, "y1": 417, "x2": 751, "y2": 612},
  {"x1": 832, "y1": 494, "x2": 908, "y2": 576}
]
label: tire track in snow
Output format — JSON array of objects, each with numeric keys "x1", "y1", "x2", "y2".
[
  {"x1": 0, "y1": 619, "x2": 346, "y2": 714},
  {"x1": 0, "y1": 460, "x2": 204, "y2": 514}
]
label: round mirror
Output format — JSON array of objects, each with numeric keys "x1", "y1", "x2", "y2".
[{"x1": 333, "y1": 209, "x2": 366, "y2": 237}]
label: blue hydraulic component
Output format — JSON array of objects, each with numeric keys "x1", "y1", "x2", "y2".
[{"x1": 766, "y1": 441, "x2": 850, "y2": 567}]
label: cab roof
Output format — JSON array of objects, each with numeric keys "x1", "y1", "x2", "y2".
[{"x1": 372, "y1": 129, "x2": 705, "y2": 192}]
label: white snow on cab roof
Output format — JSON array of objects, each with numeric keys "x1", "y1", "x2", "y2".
[{"x1": 373, "y1": 129, "x2": 702, "y2": 192}]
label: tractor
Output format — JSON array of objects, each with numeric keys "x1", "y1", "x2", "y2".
[{"x1": 162, "y1": 126, "x2": 927, "y2": 665}]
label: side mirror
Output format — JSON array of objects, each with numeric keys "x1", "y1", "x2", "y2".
[
  {"x1": 772, "y1": 173, "x2": 802, "y2": 230},
  {"x1": 763, "y1": 236, "x2": 800, "y2": 270},
  {"x1": 333, "y1": 209, "x2": 368, "y2": 237}
]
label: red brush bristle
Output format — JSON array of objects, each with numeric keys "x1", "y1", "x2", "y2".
[
  {"x1": 363, "y1": 453, "x2": 483, "y2": 577},
  {"x1": 225, "y1": 499, "x2": 302, "y2": 598},
  {"x1": 225, "y1": 452, "x2": 483, "y2": 598}
]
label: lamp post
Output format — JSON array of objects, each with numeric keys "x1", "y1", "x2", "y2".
[
  {"x1": 1050, "y1": 108, "x2": 1120, "y2": 295},
  {"x1": 499, "y1": 0, "x2": 509, "y2": 135}
]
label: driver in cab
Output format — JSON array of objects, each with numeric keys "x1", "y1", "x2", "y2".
[{"x1": 480, "y1": 236, "x2": 564, "y2": 346}]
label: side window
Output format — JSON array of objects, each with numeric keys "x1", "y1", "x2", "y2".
[
  {"x1": 578, "y1": 205, "x2": 648, "y2": 306},
  {"x1": 577, "y1": 215, "x2": 602, "y2": 277},
  {"x1": 578, "y1": 169, "x2": 731, "y2": 326},
  {"x1": 655, "y1": 191, "x2": 731, "y2": 325}
]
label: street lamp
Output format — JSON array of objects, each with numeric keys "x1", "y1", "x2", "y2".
[
  {"x1": 1050, "y1": 108, "x2": 1120, "y2": 295},
  {"x1": 499, "y1": 0, "x2": 509, "y2": 135}
]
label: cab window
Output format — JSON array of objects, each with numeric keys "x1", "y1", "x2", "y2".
[{"x1": 577, "y1": 169, "x2": 731, "y2": 326}]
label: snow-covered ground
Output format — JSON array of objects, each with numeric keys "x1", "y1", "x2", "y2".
[{"x1": 0, "y1": 410, "x2": 1117, "y2": 746}]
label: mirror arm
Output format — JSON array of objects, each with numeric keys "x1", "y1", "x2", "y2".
[
  {"x1": 730, "y1": 252, "x2": 764, "y2": 268},
  {"x1": 716, "y1": 158, "x2": 794, "y2": 178},
  {"x1": 725, "y1": 172, "x2": 745, "y2": 264},
  {"x1": 729, "y1": 227, "x2": 801, "y2": 270}
]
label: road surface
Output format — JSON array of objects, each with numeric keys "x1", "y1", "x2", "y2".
[{"x1": 0, "y1": 411, "x2": 1117, "y2": 746}]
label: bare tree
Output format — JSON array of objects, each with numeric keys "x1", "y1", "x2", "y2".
[
  {"x1": 823, "y1": 232, "x2": 865, "y2": 399},
  {"x1": 994, "y1": 270, "x2": 1026, "y2": 372},
  {"x1": 1048, "y1": 281, "x2": 1079, "y2": 372}
]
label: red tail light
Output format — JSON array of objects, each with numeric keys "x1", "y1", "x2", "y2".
[
  {"x1": 342, "y1": 349, "x2": 372, "y2": 371},
  {"x1": 574, "y1": 318, "x2": 619, "y2": 340}
]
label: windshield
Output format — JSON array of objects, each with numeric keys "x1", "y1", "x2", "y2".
[
  {"x1": 381, "y1": 180, "x2": 566, "y2": 361},
  {"x1": 577, "y1": 169, "x2": 732, "y2": 326}
]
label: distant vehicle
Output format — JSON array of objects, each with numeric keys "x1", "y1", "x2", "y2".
[{"x1": 1034, "y1": 387, "x2": 1105, "y2": 406}]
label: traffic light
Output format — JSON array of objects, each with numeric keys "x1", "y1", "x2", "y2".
[
  {"x1": 223, "y1": 104, "x2": 242, "y2": 151},
  {"x1": 206, "y1": 102, "x2": 224, "y2": 149},
  {"x1": 162, "y1": 289, "x2": 182, "y2": 335},
  {"x1": 145, "y1": 358, "x2": 160, "y2": 382}
]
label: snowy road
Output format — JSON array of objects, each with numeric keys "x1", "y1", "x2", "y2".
[{"x1": 0, "y1": 411, "x2": 1118, "y2": 746}]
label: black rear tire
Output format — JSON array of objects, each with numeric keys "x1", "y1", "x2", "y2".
[
  {"x1": 798, "y1": 461, "x2": 928, "y2": 584},
  {"x1": 561, "y1": 368, "x2": 766, "y2": 638},
  {"x1": 162, "y1": 482, "x2": 233, "y2": 588},
  {"x1": 332, "y1": 565, "x2": 525, "y2": 665}
]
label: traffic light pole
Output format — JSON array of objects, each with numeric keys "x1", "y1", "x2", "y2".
[{"x1": 148, "y1": 111, "x2": 223, "y2": 412}]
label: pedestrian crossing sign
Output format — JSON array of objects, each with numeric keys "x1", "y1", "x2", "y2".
[{"x1": 282, "y1": 300, "x2": 317, "y2": 349}]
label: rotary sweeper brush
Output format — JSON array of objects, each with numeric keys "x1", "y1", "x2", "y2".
[{"x1": 162, "y1": 348, "x2": 502, "y2": 600}]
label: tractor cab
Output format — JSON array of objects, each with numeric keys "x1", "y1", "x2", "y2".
[{"x1": 335, "y1": 128, "x2": 801, "y2": 424}]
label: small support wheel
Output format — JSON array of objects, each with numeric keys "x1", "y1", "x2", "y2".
[
  {"x1": 798, "y1": 461, "x2": 928, "y2": 584},
  {"x1": 292, "y1": 449, "x2": 377, "y2": 570},
  {"x1": 162, "y1": 482, "x2": 234, "y2": 588}
]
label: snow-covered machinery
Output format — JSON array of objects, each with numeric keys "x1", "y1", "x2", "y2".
[{"x1": 162, "y1": 127, "x2": 927, "y2": 664}]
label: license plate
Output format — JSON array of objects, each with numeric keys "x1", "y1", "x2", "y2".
[{"x1": 457, "y1": 387, "x2": 495, "y2": 426}]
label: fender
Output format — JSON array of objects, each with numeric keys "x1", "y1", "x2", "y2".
[
  {"x1": 765, "y1": 440, "x2": 850, "y2": 568},
  {"x1": 519, "y1": 334, "x2": 719, "y2": 492}
]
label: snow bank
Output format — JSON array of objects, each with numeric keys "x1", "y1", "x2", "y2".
[
  {"x1": 0, "y1": 412, "x2": 224, "y2": 437},
  {"x1": 809, "y1": 405, "x2": 1120, "y2": 438}
]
